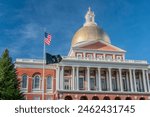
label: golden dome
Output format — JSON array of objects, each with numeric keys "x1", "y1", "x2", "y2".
[{"x1": 71, "y1": 7, "x2": 111, "y2": 47}]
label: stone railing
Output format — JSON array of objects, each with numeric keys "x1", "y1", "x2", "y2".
[
  {"x1": 16, "y1": 59, "x2": 44, "y2": 64},
  {"x1": 16, "y1": 57, "x2": 148, "y2": 64},
  {"x1": 62, "y1": 56, "x2": 148, "y2": 64}
]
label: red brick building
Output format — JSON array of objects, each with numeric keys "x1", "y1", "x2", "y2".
[{"x1": 15, "y1": 8, "x2": 150, "y2": 100}]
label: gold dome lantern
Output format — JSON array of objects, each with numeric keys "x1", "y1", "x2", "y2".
[{"x1": 71, "y1": 7, "x2": 111, "y2": 47}]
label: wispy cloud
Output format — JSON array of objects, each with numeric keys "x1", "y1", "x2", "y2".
[{"x1": 19, "y1": 23, "x2": 42, "y2": 40}]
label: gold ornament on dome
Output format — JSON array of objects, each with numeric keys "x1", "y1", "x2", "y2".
[{"x1": 71, "y1": 7, "x2": 111, "y2": 47}]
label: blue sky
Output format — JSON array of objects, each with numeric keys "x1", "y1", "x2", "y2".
[{"x1": 0, "y1": 0, "x2": 150, "y2": 62}]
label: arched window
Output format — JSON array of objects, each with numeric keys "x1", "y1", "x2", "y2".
[
  {"x1": 139, "y1": 97, "x2": 145, "y2": 100},
  {"x1": 103, "y1": 96, "x2": 110, "y2": 100},
  {"x1": 80, "y1": 96, "x2": 88, "y2": 100},
  {"x1": 47, "y1": 76, "x2": 52, "y2": 89},
  {"x1": 32, "y1": 75, "x2": 40, "y2": 89},
  {"x1": 125, "y1": 97, "x2": 132, "y2": 100},
  {"x1": 115, "y1": 97, "x2": 121, "y2": 100},
  {"x1": 92, "y1": 96, "x2": 99, "y2": 100},
  {"x1": 64, "y1": 96, "x2": 73, "y2": 100},
  {"x1": 22, "y1": 75, "x2": 27, "y2": 88}
]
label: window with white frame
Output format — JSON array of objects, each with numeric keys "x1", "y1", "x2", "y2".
[
  {"x1": 116, "y1": 55, "x2": 122, "y2": 60},
  {"x1": 122, "y1": 76, "x2": 127, "y2": 91},
  {"x1": 79, "y1": 77, "x2": 84, "y2": 90},
  {"x1": 90, "y1": 78, "x2": 95, "y2": 90},
  {"x1": 79, "y1": 70, "x2": 85, "y2": 76},
  {"x1": 136, "y1": 78, "x2": 140, "y2": 92},
  {"x1": 64, "y1": 69, "x2": 71, "y2": 76},
  {"x1": 96, "y1": 54, "x2": 103, "y2": 59},
  {"x1": 86, "y1": 54, "x2": 93, "y2": 59},
  {"x1": 32, "y1": 75, "x2": 40, "y2": 89},
  {"x1": 47, "y1": 76, "x2": 52, "y2": 89},
  {"x1": 106, "y1": 55, "x2": 113, "y2": 60},
  {"x1": 101, "y1": 76, "x2": 107, "y2": 91},
  {"x1": 64, "y1": 79, "x2": 71, "y2": 90},
  {"x1": 112, "y1": 77, "x2": 117, "y2": 91},
  {"x1": 22, "y1": 74, "x2": 27, "y2": 89},
  {"x1": 76, "y1": 53, "x2": 82, "y2": 58}
]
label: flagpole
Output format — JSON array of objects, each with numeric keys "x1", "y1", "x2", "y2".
[{"x1": 42, "y1": 35, "x2": 46, "y2": 100}]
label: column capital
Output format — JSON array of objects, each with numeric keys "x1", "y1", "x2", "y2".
[
  {"x1": 97, "y1": 68, "x2": 101, "y2": 71},
  {"x1": 87, "y1": 67, "x2": 90, "y2": 69},
  {"x1": 108, "y1": 67, "x2": 111, "y2": 72},
  {"x1": 129, "y1": 68, "x2": 134, "y2": 70},
  {"x1": 108, "y1": 67, "x2": 112, "y2": 69},
  {"x1": 119, "y1": 68, "x2": 122, "y2": 71},
  {"x1": 133, "y1": 68, "x2": 136, "y2": 71},
  {"x1": 142, "y1": 69, "x2": 148, "y2": 71},
  {"x1": 117, "y1": 67, "x2": 122, "y2": 70}
]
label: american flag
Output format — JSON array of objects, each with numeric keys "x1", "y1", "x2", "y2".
[{"x1": 44, "y1": 32, "x2": 51, "y2": 45}]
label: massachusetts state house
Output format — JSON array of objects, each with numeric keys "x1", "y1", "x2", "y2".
[{"x1": 15, "y1": 8, "x2": 150, "y2": 100}]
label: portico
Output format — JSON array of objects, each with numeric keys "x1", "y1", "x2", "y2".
[{"x1": 56, "y1": 63, "x2": 150, "y2": 93}]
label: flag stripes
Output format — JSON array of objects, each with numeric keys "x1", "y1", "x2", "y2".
[{"x1": 44, "y1": 32, "x2": 51, "y2": 45}]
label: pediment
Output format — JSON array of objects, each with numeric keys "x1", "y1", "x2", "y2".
[{"x1": 74, "y1": 41, "x2": 126, "y2": 52}]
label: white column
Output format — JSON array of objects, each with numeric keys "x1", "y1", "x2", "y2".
[
  {"x1": 87, "y1": 67, "x2": 90, "y2": 91},
  {"x1": 108, "y1": 68, "x2": 112, "y2": 91},
  {"x1": 142, "y1": 69, "x2": 147, "y2": 92},
  {"x1": 72, "y1": 67, "x2": 75, "y2": 90},
  {"x1": 116, "y1": 71, "x2": 120, "y2": 91},
  {"x1": 76, "y1": 67, "x2": 79, "y2": 90},
  {"x1": 129, "y1": 69, "x2": 134, "y2": 92},
  {"x1": 146, "y1": 70, "x2": 150, "y2": 92},
  {"x1": 93, "y1": 53, "x2": 96, "y2": 59},
  {"x1": 129, "y1": 69, "x2": 133, "y2": 92},
  {"x1": 119, "y1": 68, "x2": 123, "y2": 91},
  {"x1": 106, "y1": 70, "x2": 109, "y2": 90},
  {"x1": 133, "y1": 69, "x2": 137, "y2": 92},
  {"x1": 98, "y1": 68, "x2": 101, "y2": 91},
  {"x1": 139, "y1": 72, "x2": 142, "y2": 92},
  {"x1": 126, "y1": 71, "x2": 130, "y2": 91},
  {"x1": 61, "y1": 66, "x2": 64, "y2": 90},
  {"x1": 95, "y1": 70, "x2": 98, "y2": 90},
  {"x1": 56, "y1": 66, "x2": 60, "y2": 90}
]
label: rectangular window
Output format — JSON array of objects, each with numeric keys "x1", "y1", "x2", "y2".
[
  {"x1": 122, "y1": 77, "x2": 127, "y2": 91},
  {"x1": 112, "y1": 78, "x2": 117, "y2": 91},
  {"x1": 47, "y1": 77, "x2": 52, "y2": 89},
  {"x1": 46, "y1": 96, "x2": 52, "y2": 100},
  {"x1": 79, "y1": 70, "x2": 85, "y2": 76},
  {"x1": 90, "y1": 78, "x2": 95, "y2": 90},
  {"x1": 116, "y1": 56, "x2": 122, "y2": 60},
  {"x1": 101, "y1": 78, "x2": 107, "y2": 91},
  {"x1": 64, "y1": 70, "x2": 71, "y2": 76},
  {"x1": 106, "y1": 55, "x2": 113, "y2": 60},
  {"x1": 149, "y1": 78, "x2": 150, "y2": 89},
  {"x1": 96, "y1": 54, "x2": 103, "y2": 59},
  {"x1": 86, "y1": 54, "x2": 93, "y2": 59},
  {"x1": 76, "y1": 53, "x2": 82, "y2": 59},
  {"x1": 79, "y1": 78, "x2": 84, "y2": 90},
  {"x1": 33, "y1": 96, "x2": 40, "y2": 100},
  {"x1": 64, "y1": 79, "x2": 70, "y2": 90},
  {"x1": 136, "y1": 78, "x2": 140, "y2": 92},
  {"x1": 90, "y1": 70, "x2": 95, "y2": 76}
]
